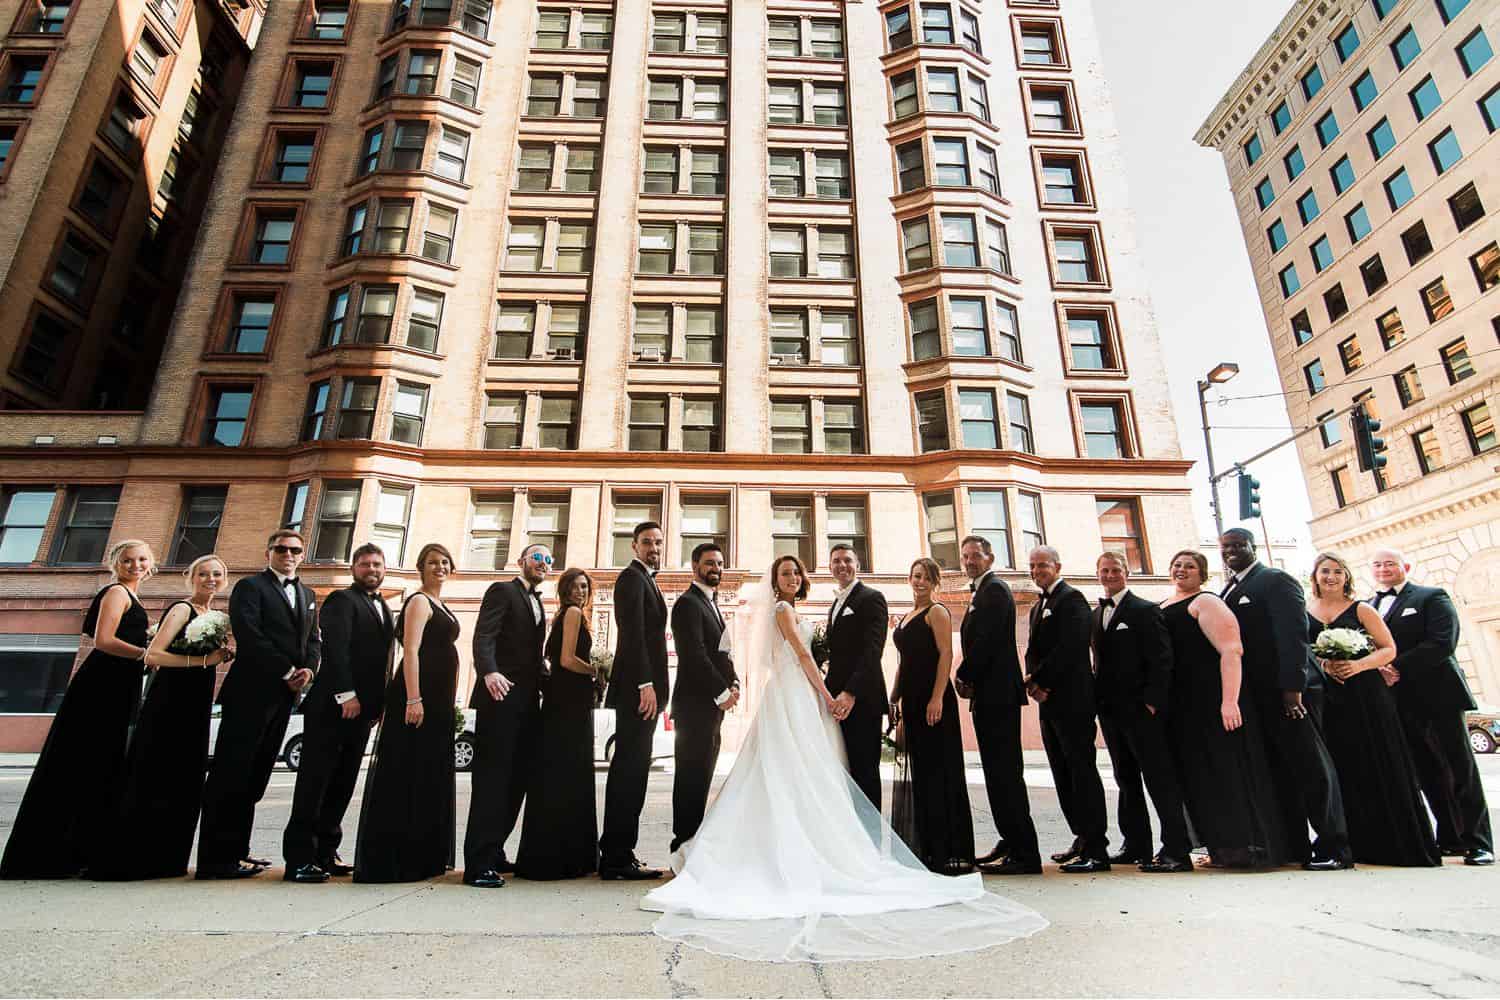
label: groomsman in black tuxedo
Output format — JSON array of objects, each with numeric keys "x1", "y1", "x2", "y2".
[
  {"x1": 1091, "y1": 552, "x2": 1191, "y2": 873},
  {"x1": 600, "y1": 522, "x2": 670, "y2": 879},
  {"x1": 463, "y1": 543, "x2": 551, "y2": 888},
  {"x1": 1219, "y1": 528, "x2": 1351, "y2": 870},
  {"x1": 955, "y1": 535, "x2": 1041, "y2": 874},
  {"x1": 1023, "y1": 546, "x2": 1109, "y2": 872},
  {"x1": 281, "y1": 543, "x2": 393, "y2": 883},
  {"x1": 669, "y1": 542, "x2": 740, "y2": 853},
  {"x1": 824, "y1": 543, "x2": 890, "y2": 811},
  {"x1": 198, "y1": 529, "x2": 320, "y2": 879},
  {"x1": 1371, "y1": 548, "x2": 1493, "y2": 865}
]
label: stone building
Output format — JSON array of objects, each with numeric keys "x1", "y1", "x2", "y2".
[
  {"x1": 0, "y1": 0, "x2": 1194, "y2": 750},
  {"x1": 1196, "y1": 0, "x2": 1500, "y2": 706}
]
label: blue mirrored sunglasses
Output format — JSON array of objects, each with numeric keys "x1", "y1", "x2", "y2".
[{"x1": 529, "y1": 552, "x2": 554, "y2": 566}]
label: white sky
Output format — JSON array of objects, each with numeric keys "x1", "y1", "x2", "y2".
[{"x1": 1091, "y1": 1, "x2": 1318, "y2": 556}]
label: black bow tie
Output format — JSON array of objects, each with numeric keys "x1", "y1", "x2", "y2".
[
  {"x1": 711, "y1": 591, "x2": 719, "y2": 604},
  {"x1": 1099, "y1": 597, "x2": 1115, "y2": 608},
  {"x1": 528, "y1": 588, "x2": 541, "y2": 599},
  {"x1": 969, "y1": 583, "x2": 978, "y2": 592},
  {"x1": 1377, "y1": 589, "x2": 1398, "y2": 599},
  {"x1": 283, "y1": 577, "x2": 298, "y2": 588}
]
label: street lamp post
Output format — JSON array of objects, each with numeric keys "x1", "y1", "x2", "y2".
[{"x1": 1197, "y1": 362, "x2": 1240, "y2": 538}]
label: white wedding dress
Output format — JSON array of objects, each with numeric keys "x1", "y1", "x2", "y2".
[{"x1": 641, "y1": 587, "x2": 1047, "y2": 963}]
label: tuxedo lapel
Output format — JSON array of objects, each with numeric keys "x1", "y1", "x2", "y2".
[
  {"x1": 261, "y1": 570, "x2": 299, "y2": 633},
  {"x1": 1382, "y1": 585, "x2": 1414, "y2": 624}
]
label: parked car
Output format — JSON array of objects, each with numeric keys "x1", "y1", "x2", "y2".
[
  {"x1": 207, "y1": 703, "x2": 376, "y2": 772},
  {"x1": 1467, "y1": 713, "x2": 1500, "y2": 755},
  {"x1": 451, "y1": 707, "x2": 674, "y2": 772}
]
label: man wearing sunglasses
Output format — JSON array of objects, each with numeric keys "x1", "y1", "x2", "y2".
[
  {"x1": 463, "y1": 543, "x2": 551, "y2": 888},
  {"x1": 198, "y1": 529, "x2": 321, "y2": 880}
]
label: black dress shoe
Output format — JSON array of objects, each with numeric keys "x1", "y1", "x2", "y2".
[
  {"x1": 1050, "y1": 843, "x2": 1083, "y2": 864},
  {"x1": 284, "y1": 863, "x2": 331, "y2": 883},
  {"x1": 599, "y1": 858, "x2": 664, "y2": 880},
  {"x1": 1108, "y1": 849, "x2": 1150, "y2": 865},
  {"x1": 1441, "y1": 844, "x2": 1467, "y2": 857},
  {"x1": 975, "y1": 841, "x2": 1008, "y2": 865},
  {"x1": 243, "y1": 856, "x2": 272, "y2": 869},
  {"x1": 1464, "y1": 849, "x2": 1495, "y2": 866},
  {"x1": 194, "y1": 863, "x2": 262, "y2": 880},
  {"x1": 1301, "y1": 856, "x2": 1355, "y2": 871},
  {"x1": 464, "y1": 869, "x2": 505, "y2": 888},
  {"x1": 320, "y1": 856, "x2": 354, "y2": 877},
  {"x1": 1140, "y1": 855, "x2": 1193, "y2": 873},
  {"x1": 1059, "y1": 857, "x2": 1111, "y2": 874},
  {"x1": 977, "y1": 858, "x2": 1042, "y2": 875},
  {"x1": 495, "y1": 857, "x2": 516, "y2": 875}
]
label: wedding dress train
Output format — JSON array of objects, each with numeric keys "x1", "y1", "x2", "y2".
[{"x1": 641, "y1": 587, "x2": 1047, "y2": 963}]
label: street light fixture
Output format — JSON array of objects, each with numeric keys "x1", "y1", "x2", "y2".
[{"x1": 1197, "y1": 361, "x2": 1240, "y2": 537}]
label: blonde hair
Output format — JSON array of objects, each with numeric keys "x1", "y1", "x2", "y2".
[
  {"x1": 107, "y1": 539, "x2": 154, "y2": 580},
  {"x1": 183, "y1": 553, "x2": 227, "y2": 589}
]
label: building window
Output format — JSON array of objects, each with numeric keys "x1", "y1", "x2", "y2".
[
  {"x1": 679, "y1": 496, "x2": 729, "y2": 567},
  {"x1": 48, "y1": 230, "x2": 98, "y2": 305},
  {"x1": 335, "y1": 378, "x2": 379, "y2": 439},
  {"x1": 503, "y1": 220, "x2": 544, "y2": 270},
  {"x1": 682, "y1": 397, "x2": 721, "y2": 452},
  {"x1": 631, "y1": 303, "x2": 670, "y2": 358},
  {"x1": 1041, "y1": 153, "x2": 1087, "y2": 205},
  {"x1": 311, "y1": 481, "x2": 359, "y2": 562},
  {"x1": 301, "y1": 381, "x2": 330, "y2": 440},
  {"x1": 994, "y1": 302, "x2": 1022, "y2": 362},
  {"x1": 941, "y1": 215, "x2": 979, "y2": 267},
  {"x1": 1255, "y1": 176, "x2": 1276, "y2": 210},
  {"x1": 652, "y1": 12, "x2": 687, "y2": 52},
  {"x1": 969, "y1": 490, "x2": 1012, "y2": 570},
  {"x1": 1462, "y1": 402, "x2": 1496, "y2": 454},
  {"x1": 52, "y1": 486, "x2": 120, "y2": 565},
  {"x1": 577, "y1": 11, "x2": 612, "y2": 49},
  {"x1": 950, "y1": 298, "x2": 987, "y2": 355},
  {"x1": 555, "y1": 222, "x2": 592, "y2": 272},
  {"x1": 1458, "y1": 28, "x2": 1493, "y2": 77},
  {"x1": 812, "y1": 83, "x2": 846, "y2": 125},
  {"x1": 369, "y1": 199, "x2": 411, "y2": 253},
  {"x1": 886, "y1": 7, "x2": 912, "y2": 49},
  {"x1": 1481, "y1": 83, "x2": 1500, "y2": 132},
  {"x1": 771, "y1": 497, "x2": 813, "y2": 564},
  {"x1": 1473, "y1": 242, "x2": 1500, "y2": 291},
  {"x1": 1408, "y1": 76, "x2": 1442, "y2": 123},
  {"x1": 1311, "y1": 236, "x2": 1333, "y2": 274},
  {"x1": 202, "y1": 385, "x2": 253, "y2": 446},
  {"x1": 526, "y1": 73, "x2": 563, "y2": 116},
  {"x1": 607, "y1": 493, "x2": 661, "y2": 567},
  {"x1": 824, "y1": 400, "x2": 863, "y2": 454},
  {"x1": 482, "y1": 393, "x2": 523, "y2": 448},
  {"x1": 1268, "y1": 219, "x2": 1289, "y2": 253},
  {"x1": 1421, "y1": 277, "x2": 1453, "y2": 322},
  {"x1": 1066, "y1": 310, "x2": 1117, "y2": 370},
  {"x1": 1329, "y1": 156, "x2": 1355, "y2": 197},
  {"x1": 770, "y1": 310, "x2": 808, "y2": 363},
  {"x1": 1243, "y1": 132, "x2": 1263, "y2": 166},
  {"x1": 1450, "y1": 182, "x2": 1486, "y2": 231},
  {"x1": 1018, "y1": 491, "x2": 1046, "y2": 554},
  {"x1": 1, "y1": 121, "x2": 23, "y2": 179},
  {"x1": 769, "y1": 227, "x2": 806, "y2": 277},
  {"x1": 406, "y1": 288, "x2": 443, "y2": 352},
  {"x1": 985, "y1": 220, "x2": 1011, "y2": 273},
  {"x1": 814, "y1": 151, "x2": 850, "y2": 199},
  {"x1": 4, "y1": 54, "x2": 47, "y2": 104},
  {"x1": 1292, "y1": 310, "x2": 1314, "y2": 345},
  {"x1": 909, "y1": 299, "x2": 939, "y2": 360},
  {"x1": 354, "y1": 285, "x2": 396, "y2": 343},
  {"x1": 524, "y1": 494, "x2": 569, "y2": 564},
  {"x1": 1007, "y1": 392, "x2": 1036, "y2": 453},
  {"x1": 1338, "y1": 335, "x2": 1364, "y2": 373},
  {"x1": 826, "y1": 497, "x2": 868, "y2": 568},
  {"x1": 915, "y1": 391, "x2": 948, "y2": 452},
  {"x1": 1360, "y1": 254, "x2": 1388, "y2": 293},
  {"x1": 923, "y1": 491, "x2": 959, "y2": 569},
  {"x1": 1334, "y1": 22, "x2": 1360, "y2": 63},
  {"x1": 421, "y1": 203, "x2": 456, "y2": 262},
  {"x1": 1410, "y1": 427, "x2": 1442, "y2": 474},
  {"x1": 693, "y1": 79, "x2": 728, "y2": 122},
  {"x1": 1080, "y1": 400, "x2": 1128, "y2": 458},
  {"x1": 637, "y1": 224, "x2": 674, "y2": 274},
  {"x1": 0, "y1": 489, "x2": 53, "y2": 564},
  {"x1": 368, "y1": 484, "x2": 412, "y2": 566},
  {"x1": 250, "y1": 207, "x2": 296, "y2": 265},
  {"x1": 1331, "y1": 465, "x2": 1353, "y2": 508},
  {"x1": 538, "y1": 396, "x2": 578, "y2": 449},
  {"x1": 1053, "y1": 229, "x2": 1102, "y2": 284},
  {"x1": 270, "y1": 131, "x2": 316, "y2": 183},
  {"x1": 130, "y1": 30, "x2": 170, "y2": 91},
  {"x1": 389, "y1": 382, "x2": 428, "y2": 444},
  {"x1": 1097, "y1": 498, "x2": 1147, "y2": 572},
  {"x1": 1029, "y1": 85, "x2": 1075, "y2": 133},
  {"x1": 1325, "y1": 283, "x2": 1349, "y2": 321},
  {"x1": 226, "y1": 295, "x2": 274, "y2": 353},
  {"x1": 1377, "y1": 308, "x2": 1405, "y2": 349},
  {"x1": 891, "y1": 71, "x2": 918, "y2": 119},
  {"x1": 642, "y1": 146, "x2": 677, "y2": 193},
  {"x1": 169, "y1": 486, "x2": 227, "y2": 566},
  {"x1": 820, "y1": 311, "x2": 859, "y2": 365},
  {"x1": 466, "y1": 493, "x2": 513, "y2": 569},
  {"x1": 689, "y1": 224, "x2": 724, "y2": 275},
  {"x1": 20, "y1": 1, "x2": 73, "y2": 33},
  {"x1": 548, "y1": 303, "x2": 585, "y2": 357},
  {"x1": 771, "y1": 399, "x2": 811, "y2": 453},
  {"x1": 1301, "y1": 63, "x2": 1324, "y2": 100},
  {"x1": 1351, "y1": 70, "x2": 1378, "y2": 112},
  {"x1": 1295, "y1": 190, "x2": 1319, "y2": 225},
  {"x1": 627, "y1": 396, "x2": 667, "y2": 450},
  {"x1": 290, "y1": 59, "x2": 334, "y2": 108},
  {"x1": 1020, "y1": 22, "x2": 1062, "y2": 65},
  {"x1": 1441, "y1": 339, "x2": 1475, "y2": 383},
  {"x1": 1399, "y1": 220, "x2": 1434, "y2": 264},
  {"x1": 276, "y1": 482, "x2": 308, "y2": 536},
  {"x1": 1395, "y1": 365, "x2": 1425, "y2": 407},
  {"x1": 1318, "y1": 410, "x2": 1341, "y2": 447},
  {"x1": 1315, "y1": 111, "x2": 1340, "y2": 148},
  {"x1": 1271, "y1": 100, "x2": 1292, "y2": 135},
  {"x1": 1303, "y1": 359, "x2": 1327, "y2": 395}
]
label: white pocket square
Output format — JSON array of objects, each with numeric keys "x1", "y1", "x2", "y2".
[
  {"x1": 1115, "y1": 622, "x2": 1129, "y2": 631},
  {"x1": 841, "y1": 607, "x2": 855, "y2": 617},
  {"x1": 1238, "y1": 596, "x2": 1251, "y2": 605},
  {"x1": 1401, "y1": 607, "x2": 1418, "y2": 617},
  {"x1": 1041, "y1": 608, "x2": 1053, "y2": 619}
]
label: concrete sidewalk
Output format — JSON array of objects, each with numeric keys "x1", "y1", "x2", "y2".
[{"x1": 3, "y1": 760, "x2": 1500, "y2": 996}]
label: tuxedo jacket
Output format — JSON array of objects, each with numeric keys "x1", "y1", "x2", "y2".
[
  {"x1": 303, "y1": 586, "x2": 393, "y2": 723},
  {"x1": 1089, "y1": 591, "x2": 1173, "y2": 715},
  {"x1": 468, "y1": 577, "x2": 546, "y2": 709},
  {"x1": 956, "y1": 572, "x2": 1025, "y2": 710},
  {"x1": 1374, "y1": 582, "x2": 1475, "y2": 718},
  {"x1": 1222, "y1": 561, "x2": 1321, "y2": 694},
  {"x1": 221, "y1": 569, "x2": 322, "y2": 710},
  {"x1": 606, "y1": 561, "x2": 669, "y2": 709},
  {"x1": 1024, "y1": 580, "x2": 1094, "y2": 715},
  {"x1": 670, "y1": 585, "x2": 739, "y2": 715},
  {"x1": 823, "y1": 580, "x2": 890, "y2": 714}
]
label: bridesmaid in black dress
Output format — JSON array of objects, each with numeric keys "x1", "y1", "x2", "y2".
[
  {"x1": 2, "y1": 541, "x2": 154, "y2": 879},
  {"x1": 1308, "y1": 552, "x2": 1439, "y2": 867},
  {"x1": 354, "y1": 543, "x2": 460, "y2": 883},
  {"x1": 516, "y1": 567, "x2": 599, "y2": 880},
  {"x1": 93, "y1": 554, "x2": 233, "y2": 880},
  {"x1": 889, "y1": 557, "x2": 974, "y2": 875},
  {"x1": 1159, "y1": 549, "x2": 1289, "y2": 868}
]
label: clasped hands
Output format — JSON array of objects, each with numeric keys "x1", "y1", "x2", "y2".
[{"x1": 284, "y1": 667, "x2": 313, "y2": 693}]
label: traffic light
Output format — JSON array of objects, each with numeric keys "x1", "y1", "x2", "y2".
[
  {"x1": 1237, "y1": 471, "x2": 1262, "y2": 520},
  {"x1": 1352, "y1": 405, "x2": 1388, "y2": 474}
]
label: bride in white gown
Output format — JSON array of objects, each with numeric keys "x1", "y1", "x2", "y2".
[{"x1": 642, "y1": 555, "x2": 1047, "y2": 963}]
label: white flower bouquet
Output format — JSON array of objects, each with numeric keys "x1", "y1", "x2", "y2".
[
  {"x1": 1312, "y1": 627, "x2": 1372, "y2": 661},
  {"x1": 167, "y1": 610, "x2": 231, "y2": 656}
]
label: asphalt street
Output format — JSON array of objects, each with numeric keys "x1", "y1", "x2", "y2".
[{"x1": 2, "y1": 752, "x2": 1499, "y2": 997}]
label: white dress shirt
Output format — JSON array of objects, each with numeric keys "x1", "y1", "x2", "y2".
[
  {"x1": 1101, "y1": 586, "x2": 1130, "y2": 629},
  {"x1": 830, "y1": 581, "x2": 856, "y2": 621},
  {"x1": 632, "y1": 559, "x2": 659, "y2": 691},
  {"x1": 692, "y1": 581, "x2": 735, "y2": 707},
  {"x1": 1374, "y1": 583, "x2": 1406, "y2": 617},
  {"x1": 1220, "y1": 561, "x2": 1259, "y2": 599}
]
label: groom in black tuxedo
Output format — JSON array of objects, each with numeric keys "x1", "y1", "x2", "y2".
[
  {"x1": 824, "y1": 543, "x2": 890, "y2": 811},
  {"x1": 1371, "y1": 548, "x2": 1493, "y2": 865},
  {"x1": 600, "y1": 522, "x2": 670, "y2": 879},
  {"x1": 282, "y1": 542, "x2": 392, "y2": 882},
  {"x1": 956, "y1": 535, "x2": 1041, "y2": 874},
  {"x1": 463, "y1": 543, "x2": 550, "y2": 888},
  {"x1": 1219, "y1": 528, "x2": 1351, "y2": 870},
  {"x1": 669, "y1": 542, "x2": 740, "y2": 853},
  {"x1": 198, "y1": 529, "x2": 320, "y2": 879}
]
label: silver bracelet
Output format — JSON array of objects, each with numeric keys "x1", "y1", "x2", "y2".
[{"x1": 406, "y1": 697, "x2": 422, "y2": 705}]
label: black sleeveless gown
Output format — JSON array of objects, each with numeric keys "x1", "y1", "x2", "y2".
[
  {"x1": 92, "y1": 601, "x2": 217, "y2": 879},
  {"x1": 1163, "y1": 594, "x2": 1289, "y2": 867},
  {"x1": 889, "y1": 605, "x2": 974, "y2": 873},
  {"x1": 1, "y1": 585, "x2": 147, "y2": 878},
  {"x1": 353, "y1": 593, "x2": 459, "y2": 882},
  {"x1": 516, "y1": 610, "x2": 599, "y2": 880},
  {"x1": 1311, "y1": 603, "x2": 1439, "y2": 867}
]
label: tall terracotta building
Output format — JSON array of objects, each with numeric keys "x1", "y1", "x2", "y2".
[
  {"x1": 0, "y1": 0, "x2": 1194, "y2": 750},
  {"x1": 1196, "y1": 0, "x2": 1500, "y2": 703}
]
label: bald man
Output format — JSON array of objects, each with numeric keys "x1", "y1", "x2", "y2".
[{"x1": 1370, "y1": 549, "x2": 1493, "y2": 865}]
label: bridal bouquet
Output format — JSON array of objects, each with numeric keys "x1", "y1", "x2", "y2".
[
  {"x1": 1312, "y1": 627, "x2": 1372, "y2": 661},
  {"x1": 167, "y1": 610, "x2": 231, "y2": 656},
  {"x1": 811, "y1": 624, "x2": 829, "y2": 670}
]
